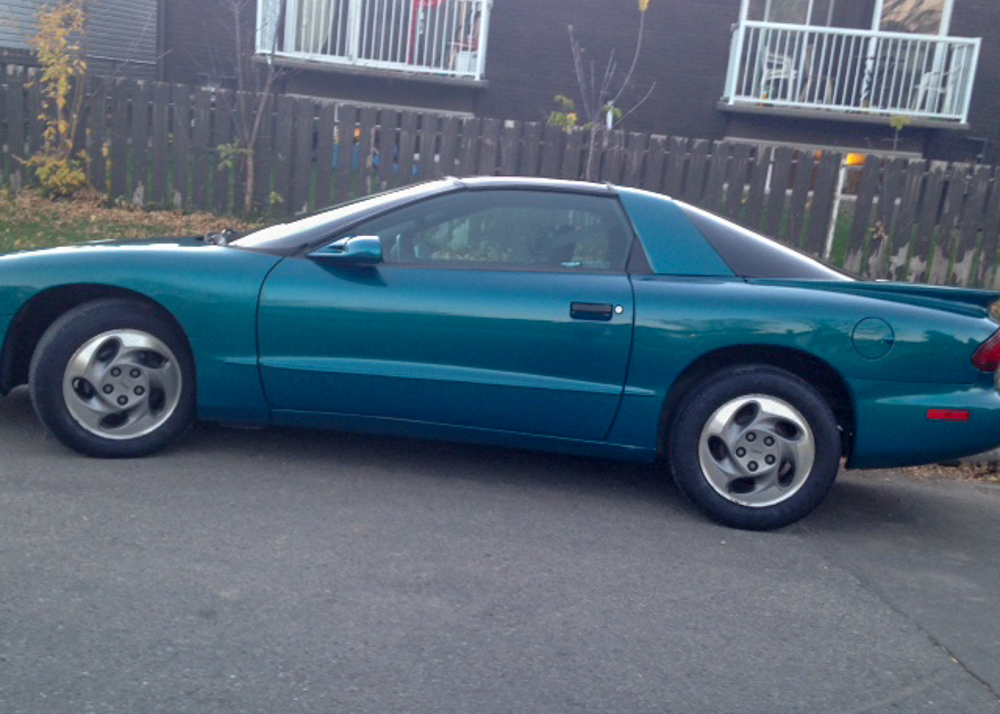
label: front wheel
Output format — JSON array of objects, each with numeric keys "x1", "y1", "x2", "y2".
[
  {"x1": 29, "y1": 299, "x2": 195, "y2": 458},
  {"x1": 668, "y1": 366, "x2": 841, "y2": 530}
]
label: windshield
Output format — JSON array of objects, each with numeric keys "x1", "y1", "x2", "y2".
[{"x1": 232, "y1": 179, "x2": 459, "y2": 252}]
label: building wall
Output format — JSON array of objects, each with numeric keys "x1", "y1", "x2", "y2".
[
  {"x1": 0, "y1": 0, "x2": 39, "y2": 52},
  {"x1": 161, "y1": 0, "x2": 996, "y2": 162},
  {"x1": 474, "y1": 0, "x2": 733, "y2": 140},
  {"x1": 0, "y1": 0, "x2": 159, "y2": 79},
  {"x1": 85, "y1": 0, "x2": 160, "y2": 79},
  {"x1": 925, "y1": 0, "x2": 1000, "y2": 164},
  {"x1": 270, "y1": 0, "x2": 736, "y2": 137},
  {"x1": 162, "y1": 0, "x2": 239, "y2": 87}
]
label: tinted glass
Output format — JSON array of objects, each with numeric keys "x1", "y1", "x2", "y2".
[
  {"x1": 347, "y1": 189, "x2": 634, "y2": 271},
  {"x1": 677, "y1": 202, "x2": 852, "y2": 281}
]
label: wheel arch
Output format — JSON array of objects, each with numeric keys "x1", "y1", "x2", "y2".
[
  {"x1": 1, "y1": 285, "x2": 190, "y2": 394},
  {"x1": 659, "y1": 345, "x2": 855, "y2": 458}
]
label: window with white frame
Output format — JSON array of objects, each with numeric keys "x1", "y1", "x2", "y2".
[{"x1": 256, "y1": 0, "x2": 490, "y2": 80}]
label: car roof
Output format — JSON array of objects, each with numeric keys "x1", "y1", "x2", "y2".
[{"x1": 453, "y1": 176, "x2": 617, "y2": 196}]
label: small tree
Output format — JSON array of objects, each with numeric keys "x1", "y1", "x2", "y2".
[
  {"x1": 549, "y1": 0, "x2": 655, "y2": 180},
  {"x1": 889, "y1": 114, "x2": 912, "y2": 152},
  {"x1": 22, "y1": 0, "x2": 89, "y2": 197},
  {"x1": 216, "y1": 0, "x2": 287, "y2": 214}
]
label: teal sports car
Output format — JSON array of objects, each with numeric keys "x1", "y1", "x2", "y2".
[{"x1": 3, "y1": 177, "x2": 1000, "y2": 529}]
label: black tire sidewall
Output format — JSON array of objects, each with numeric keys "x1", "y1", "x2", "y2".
[
  {"x1": 668, "y1": 366, "x2": 840, "y2": 530},
  {"x1": 29, "y1": 299, "x2": 195, "y2": 458}
]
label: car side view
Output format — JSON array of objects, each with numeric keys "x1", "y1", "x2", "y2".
[{"x1": 2, "y1": 177, "x2": 1000, "y2": 529}]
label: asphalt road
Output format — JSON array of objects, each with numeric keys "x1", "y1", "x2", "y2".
[{"x1": 1, "y1": 386, "x2": 999, "y2": 714}]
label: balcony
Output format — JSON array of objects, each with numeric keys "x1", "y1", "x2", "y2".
[
  {"x1": 256, "y1": 0, "x2": 490, "y2": 81},
  {"x1": 723, "y1": 21, "x2": 980, "y2": 124}
]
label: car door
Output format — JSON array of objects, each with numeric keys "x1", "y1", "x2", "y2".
[{"x1": 256, "y1": 188, "x2": 636, "y2": 441}]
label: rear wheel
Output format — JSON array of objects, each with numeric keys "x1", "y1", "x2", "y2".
[
  {"x1": 668, "y1": 366, "x2": 840, "y2": 530},
  {"x1": 29, "y1": 299, "x2": 195, "y2": 458}
]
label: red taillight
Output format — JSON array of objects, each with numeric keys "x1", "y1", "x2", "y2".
[
  {"x1": 972, "y1": 329, "x2": 1000, "y2": 372},
  {"x1": 927, "y1": 409, "x2": 971, "y2": 422}
]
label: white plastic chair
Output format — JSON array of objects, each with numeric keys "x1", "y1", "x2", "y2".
[{"x1": 761, "y1": 52, "x2": 799, "y2": 101}]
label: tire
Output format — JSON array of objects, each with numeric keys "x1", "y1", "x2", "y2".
[
  {"x1": 668, "y1": 366, "x2": 840, "y2": 530},
  {"x1": 29, "y1": 299, "x2": 195, "y2": 458}
]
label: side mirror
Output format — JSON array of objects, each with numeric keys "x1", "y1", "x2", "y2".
[{"x1": 310, "y1": 235, "x2": 383, "y2": 264}]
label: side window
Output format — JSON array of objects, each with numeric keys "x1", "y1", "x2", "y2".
[{"x1": 347, "y1": 190, "x2": 633, "y2": 271}]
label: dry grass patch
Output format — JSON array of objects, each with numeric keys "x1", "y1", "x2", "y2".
[{"x1": 0, "y1": 189, "x2": 261, "y2": 252}]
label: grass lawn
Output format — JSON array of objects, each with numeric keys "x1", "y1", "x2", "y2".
[{"x1": 0, "y1": 189, "x2": 259, "y2": 252}]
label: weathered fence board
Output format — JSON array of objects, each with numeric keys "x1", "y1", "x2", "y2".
[
  {"x1": 313, "y1": 103, "x2": 336, "y2": 210},
  {"x1": 214, "y1": 89, "x2": 235, "y2": 216},
  {"x1": 685, "y1": 140, "x2": 710, "y2": 205},
  {"x1": 26, "y1": 81, "x2": 43, "y2": 159},
  {"x1": 397, "y1": 110, "x2": 418, "y2": 186},
  {"x1": 170, "y1": 85, "x2": 191, "y2": 209},
  {"x1": 787, "y1": 151, "x2": 814, "y2": 248},
  {"x1": 109, "y1": 81, "x2": 130, "y2": 202},
  {"x1": 663, "y1": 136, "x2": 688, "y2": 197},
  {"x1": 87, "y1": 86, "x2": 107, "y2": 194},
  {"x1": 7, "y1": 80, "x2": 26, "y2": 190},
  {"x1": 478, "y1": 117, "x2": 501, "y2": 177},
  {"x1": 623, "y1": 132, "x2": 647, "y2": 188},
  {"x1": 130, "y1": 82, "x2": 150, "y2": 206},
  {"x1": 642, "y1": 135, "x2": 666, "y2": 193},
  {"x1": 513, "y1": 122, "x2": 536, "y2": 177},
  {"x1": 377, "y1": 109, "x2": 399, "y2": 190},
  {"x1": 356, "y1": 106, "x2": 378, "y2": 197},
  {"x1": 845, "y1": 157, "x2": 880, "y2": 274},
  {"x1": 765, "y1": 147, "x2": 795, "y2": 241},
  {"x1": 980, "y1": 171, "x2": 1000, "y2": 288},
  {"x1": 724, "y1": 143, "x2": 752, "y2": 221},
  {"x1": 417, "y1": 112, "x2": 439, "y2": 180},
  {"x1": 703, "y1": 142, "x2": 729, "y2": 215},
  {"x1": 333, "y1": 104, "x2": 357, "y2": 204},
  {"x1": 438, "y1": 116, "x2": 460, "y2": 178},
  {"x1": 804, "y1": 151, "x2": 842, "y2": 257},
  {"x1": 744, "y1": 145, "x2": 772, "y2": 231},
  {"x1": 290, "y1": 97, "x2": 313, "y2": 213},
  {"x1": 150, "y1": 83, "x2": 170, "y2": 206},
  {"x1": 190, "y1": 87, "x2": 213, "y2": 212},
  {"x1": 887, "y1": 161, "x2": 924, "y2": 281},
  {"x1": 271, "y1": 95, "x2": 295, "y2": 212}
]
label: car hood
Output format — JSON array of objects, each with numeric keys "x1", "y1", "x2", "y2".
[{"x1": 74, "y1": 235, "x2": 214, "y2": 249}]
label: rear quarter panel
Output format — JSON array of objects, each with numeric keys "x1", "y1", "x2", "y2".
[{"x1": 609, "y1": 276, "x2": 1000, "y2": 466}]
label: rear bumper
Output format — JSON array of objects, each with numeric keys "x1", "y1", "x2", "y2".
[{"x1": 848, "y1": 376, "x2": 1000, "y2": 469}]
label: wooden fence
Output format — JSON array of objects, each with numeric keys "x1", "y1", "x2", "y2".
[{"x1": 2, "y1": 76, "x2": 1000, "y2": 288}]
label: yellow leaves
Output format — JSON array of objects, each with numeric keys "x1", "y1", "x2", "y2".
[
  {"x1": 25, "y1": 0, "x2": 89, "y2": 198},
  {"x1": 889, "y1": 114, "x2": 913, "y2": 132},
  {"x1": 20, "y1": 152, "x2": 88, "y2": 198}
]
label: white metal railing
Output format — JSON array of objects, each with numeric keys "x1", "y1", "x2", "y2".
[
  {"x1": 724, "y1": 21, "x2": 980, "y2": 123},
  {"x1": 256, "y1": 0, "x2": 490, "y2": 80}
]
